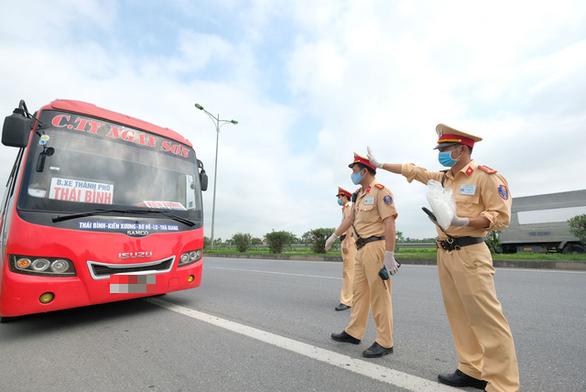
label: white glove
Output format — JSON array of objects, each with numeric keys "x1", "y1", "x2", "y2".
[
  {"x1": 450, "y1": 215, "x2": 469, "y2": 227},
  {"x1": 367, "y1": 146, "x2": 384, "y2": 168},
  {"x1": 325, "y1": 233, "x2": 338, "y2": 251},
  {"x1": 383, "y1": 251, "x2": 399, "y2": 276}
]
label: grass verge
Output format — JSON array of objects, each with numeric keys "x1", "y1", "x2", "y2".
[{"x1": 204, "y1": 246, "x2": 586, "y2": 261}]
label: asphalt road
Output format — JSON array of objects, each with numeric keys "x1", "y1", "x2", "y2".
[{"x1": 0, "y1": 257, "x2": 584, "y2": 392}]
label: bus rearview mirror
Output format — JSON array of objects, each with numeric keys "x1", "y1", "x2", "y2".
[{"x1": 2, "y1": 108, "x2": 33, "y2": 148}]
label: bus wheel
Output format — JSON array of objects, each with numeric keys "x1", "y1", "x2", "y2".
[
  {"x1": 562, "y1": 243, "x2": 586, "y2": 254},
  {"x1": 0, "y1": 316, "x2": 12, "y2": 324}
]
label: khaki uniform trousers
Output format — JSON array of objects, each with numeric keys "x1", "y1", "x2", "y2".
[
  {"x1": 437, "y1": 242, "x2": 519, "y2": 392},
  {"x1": 340, "y1": 237, "x2": 356, "y2": 306},
  {"x1": 345, "y1": 240, "x2": 393, "y2": 348}
]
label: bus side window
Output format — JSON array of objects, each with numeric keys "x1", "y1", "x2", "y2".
[
  {"x1": 2, "y1": 149, "x2": 24, "y2": 214},
  {"x1": 178, "y1": 174, "x2": 195, "y2": 210}
]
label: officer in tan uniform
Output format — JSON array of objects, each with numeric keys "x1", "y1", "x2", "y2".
[
  {"x1": 325, "y1": 152, "x2": 400, "y2": 358},
  {"x1": 367, "y1": 124, "x2": 519, "y2": 392},
  {"x1": 335, "y1": 187, "x2": 356, "y2": 311}
]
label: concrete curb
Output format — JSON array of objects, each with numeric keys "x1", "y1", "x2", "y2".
[{"x1": 204, "y1": 253, "x2": 586, "y2": 270}]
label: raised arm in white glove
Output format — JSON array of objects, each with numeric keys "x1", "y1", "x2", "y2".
[
  {"x1": 325, "y1": 233, "x2": 338, "y2": 251},
  {"x1": 367, "y1": 146, "x2": 384, "y2": 168},
  {"x1": 450, "y1": 215, "x2": 469, "y2": 227},
  {"x1": 383, "y1": 251, "x2": 400, "y2": 276}
]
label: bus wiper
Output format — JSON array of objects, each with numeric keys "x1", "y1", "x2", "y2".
[
  {"x1": 52, "y1": 209, "x2": 120, "y2": 222},
  {"x1": 52, "y1": 208, "x2": 195, "y2": 226},
  {"x1": 138, "y1": 210, "x2": 195, "y2": 226},
  {"x1": 114, "y1": 209, "x2": 195, "y2": 226}
]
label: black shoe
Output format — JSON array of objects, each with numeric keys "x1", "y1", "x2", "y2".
[
  {"x1": 362, "y1": 342, "x2": 393, "y2": 358},
  {"x1": 331, "y1": 330, "x2": 361, "y2": 344},
  {"x1": 438, "y1": 369, "x2": 487, "y2": 389},
  {"x1": 335, "y1": 303, "x2": 351, "y2": 311}
]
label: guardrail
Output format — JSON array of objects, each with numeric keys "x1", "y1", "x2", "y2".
[{"x1": 216, "y1": 242, "x2": 438, "y2": 250}]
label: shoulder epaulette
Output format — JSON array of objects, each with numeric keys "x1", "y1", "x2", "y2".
[
  {"x1": 375, "y1": 184, "x2": 385, "y2": 189},
  {"x1": 478, "y1": 165, "x2": 497, "y2": 174}
]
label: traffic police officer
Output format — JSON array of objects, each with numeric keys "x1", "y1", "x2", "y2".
[
  {"x1": 325, "y1": 152, "x2": 400, "y2": 358},
  {"x1": 335, "y1": 187, "x2": 356, "y2": 311},
  {"x1": 367, "y1": 124, "x2": 519, "y2": 391}
]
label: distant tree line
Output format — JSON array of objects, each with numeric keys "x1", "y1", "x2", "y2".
[
  {"x1": 569, "y1": 214, "x2": 586, "y2": 246},
  {"x1": 203, "y1": 214, "x2": 586, "y2": 255},
  {"x1": 203, "y1": 229, "x2": 427, "y2": 254}
]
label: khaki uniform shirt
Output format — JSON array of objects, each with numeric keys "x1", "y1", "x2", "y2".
[
  {"x1": 342, "y1": 201, "x2": 353, "y2": 220},
  {"x1": 342, "y1": 201, "x2": 356, "y2": 241},
  {"x1": 352, "y1": 180, "x2": 398, "y2": 238},
  {"x1": 401, "y1": 160, "x2": 512, "y2": 239}
]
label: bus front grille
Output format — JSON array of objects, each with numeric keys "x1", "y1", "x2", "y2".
[{"x1": 87, "y1": 257, "x2": 175, "y2": 280}]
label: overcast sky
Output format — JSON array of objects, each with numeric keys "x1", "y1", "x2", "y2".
[{"x1": 1, "y1": 0, "x2": 585, "y2": 241}]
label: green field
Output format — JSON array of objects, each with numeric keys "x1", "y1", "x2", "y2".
[{"x1": 205, "y1": 246, "x2": 586, "y2": 261}]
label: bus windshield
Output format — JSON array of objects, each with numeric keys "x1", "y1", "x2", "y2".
[{"x1": 18, "y1": 110, "x2": 203, "y2": 222}]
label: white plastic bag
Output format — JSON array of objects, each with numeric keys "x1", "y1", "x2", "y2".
[{"x1": 426, "y1": 180, "x2": 456, "y2": 230}]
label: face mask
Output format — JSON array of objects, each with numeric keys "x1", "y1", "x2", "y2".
[
  {"x1": 337, "y1": 198, "x2": 344, "y2": 206},
  {"x1": 351, "y1": 170, "x2": 365, "y2": 185},
  {"x1": 438, "y1": 147, "x2": 461, "y2": 167}
]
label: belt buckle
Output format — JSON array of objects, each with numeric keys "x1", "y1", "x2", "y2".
[
  {"x1": 448, "y1": 237, "x2": 462, "y2": 251},
  {"x1": 440, "y1": 238, "x2": 457, "y2": 253},
  {"x1": 446, "y1": 238, "x2": 460, "y2": 253}
]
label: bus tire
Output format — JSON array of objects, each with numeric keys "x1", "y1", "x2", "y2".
[
  {"x1": 562, "y1": 243, "x2": 586, "y2": 254},
  {"x1": 0, "y1": 316, "x2": 12, "y2": 324}
]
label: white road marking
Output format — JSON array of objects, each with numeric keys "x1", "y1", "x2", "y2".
[{"x1": 144, "y1": 297, "x2": 459, "y2": 392}]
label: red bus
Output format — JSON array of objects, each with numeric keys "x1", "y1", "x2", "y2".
[{"x1": 0, "y1": 99, "x2": 208, "y2": 322}]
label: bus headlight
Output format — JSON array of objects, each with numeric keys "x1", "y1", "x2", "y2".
[
  {"x1": 9, "y1": 255, "x2": 76, "y2": 277},
  {"x1": 178, "y1": 249, "x2": 202, "y2": 267},
  {"x1": 31, "y1": 259, "x2": 51, "y2": 272},
  {"x1": 51, "y1": 259, "x2": 70, "y2": 274},
  {"x1": 17, "y1": 258, "x2": 32, "y2": 269}
]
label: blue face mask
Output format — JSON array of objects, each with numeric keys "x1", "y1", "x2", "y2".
[
  {"x1": 337, "y1": 198, "x2": 344, "y2": 206},
  {"x1": 351, "y1": 170, "x2": 365, "y2": 185},
  {"x1": 438, "y1": 148, "x2": 461, "y2": 167}
]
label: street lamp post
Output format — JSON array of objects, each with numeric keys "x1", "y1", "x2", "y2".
[{"x1": 194, "y1": 103, "x2": 238, "y2": 251}]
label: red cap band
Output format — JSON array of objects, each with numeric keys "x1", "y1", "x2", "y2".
[
  {"x1": 351, "y1": 155, "x2": 377, "y2": 171},
  {"x1": 336, "y1": 188, "x2": 352, "y2": 198},
  {"x1": 437, "y1": 133, "x2": 476, "y2": 148}
]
